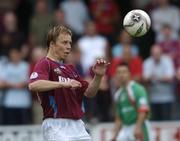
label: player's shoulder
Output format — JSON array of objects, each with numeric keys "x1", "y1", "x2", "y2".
[
  {"x1": 35, "y1": 57, "x2": 50, "y2": 65},
  {"x1": 132, "y1": 81, "x2": 145, "y2": 92},
  {"x1": 33, "y1": 57, "x2": 51, "y2": 70},
  {"x1": 65, "y1": 64, "x2": 78, "y2": 72}
]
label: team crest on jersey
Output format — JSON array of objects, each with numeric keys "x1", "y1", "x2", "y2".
[
  {"x1": 54, "y1": 68, "x2": 61, "y2": 75},
  {"x1": 30, "y1": 72, "x2": 38, "y2": 79},
  {"x1": 60, "y1": 66, "x2": 66, "y2": 69}
]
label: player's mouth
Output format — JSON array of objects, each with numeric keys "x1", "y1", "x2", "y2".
[{"x1": 64, "y1": 52, "x2": 70, "y2": 55}]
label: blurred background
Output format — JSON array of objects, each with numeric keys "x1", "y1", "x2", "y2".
[{"x1": 0, "y1": 0, "x2": 179, "y2": 141}]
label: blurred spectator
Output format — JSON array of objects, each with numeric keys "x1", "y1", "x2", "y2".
[
  {"x1": 157, "y1": 24, "x2": 180, "y2": 70},
  {"x1": 0, "y1": 11, "x2": 24, "y2": 57},
  {"x1": 112, "y1": 30, "x2": 139, "y2": 59},
  {"x1": 60, "y1": 0, "x2": 90, "y2": 36},
  {"x1": 143, "y1": 45, "x2": 175, "y2": 121},
  {"x1": 29, "y1": 46, "x2": 47, "y2": 75},
  {"x1": 157, "y1": 25, "x2": 180, "y2": 119},
  {"x1": 108, "y1": 45, "x2": 143, "y2": 82},
  {"x1": 29, "y1": 47, "x2": 46, "y2": 124},
  {"x1": 65, "y1": 45, "x2": 84, "y2": 77},
  {"x1": 54, "y1": 9, "x2": 66, "y2": 26},
  {"x1": 89, "y1": 0, "x2": 120, "y2": 43},
  {"x1": 2, "y1": 48, "x2": 32, "y2": 125},
  {"x1": 29, "y1": 0, "x2": 54, "y2": 46},
  {"x1": 77, "y1": 21, "x2": 109, "y2": 75},
  {"x1": 151, "y1": 0, "x2": 180, "y2": 42}
]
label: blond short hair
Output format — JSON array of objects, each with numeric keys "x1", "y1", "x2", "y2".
[{"x1": 46, "y1": 25, "x2": 72, "y2": 48}]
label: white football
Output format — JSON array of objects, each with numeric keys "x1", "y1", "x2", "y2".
[{"x1": 123, "y1": 9, "x2": 151, "y2": 37}]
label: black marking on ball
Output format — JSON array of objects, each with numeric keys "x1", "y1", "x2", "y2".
[
  {"x1": 135, "y1": 23, "x2": 144, "y2": 36},
  {"x1": 124, "y1": 22, "x2": 135, "y2": 27},
  {"x1": 141, "y1": 14, "x2": 150, "y2": 31},
  {"x1": 131, "y1": 13, "x2": 141, "y2": 23}
]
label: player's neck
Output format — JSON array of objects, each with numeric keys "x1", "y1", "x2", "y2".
[
  {"x1": 46, "y1": 52, "x2": 63, "y2": 62},
  {"x1": 122, "y1": 80, "x2": 131, "y2": 87}
]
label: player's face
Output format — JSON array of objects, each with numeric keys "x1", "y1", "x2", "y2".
[
  {"x1": 53, "y1": 33, "x2": 72, "y2": 60},
  {"x1": 115, "y1": 66, "x2": 130, "y2": 85}
]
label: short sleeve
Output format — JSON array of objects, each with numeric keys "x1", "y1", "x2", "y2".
[
  {"x1": 29, "y1": 59, "x2": 49, "y2": 83},
  {"x1": 135, "y1": 86, "x2": 149, "y2": 113}
]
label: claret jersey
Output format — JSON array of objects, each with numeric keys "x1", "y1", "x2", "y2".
[{"x1": 29, "y1": 57, "x2": 88, "y2": 120}]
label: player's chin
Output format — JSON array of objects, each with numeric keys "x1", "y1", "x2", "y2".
[{"x1": 63, "y1": 53, "x2": 69, "y2": 58}]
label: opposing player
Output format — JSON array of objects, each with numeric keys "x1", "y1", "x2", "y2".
[
  {"x1": 28, "y1": 25, "x2": 109, "y2": 141},
  {"x1": 111, "y1": 63, "x2": 152, "y2": 141}
]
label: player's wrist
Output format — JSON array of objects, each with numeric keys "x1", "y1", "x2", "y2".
[
  {"x1": 58, "y1": 81, "x2": 70, "y2": 88},
  {"x1": 94, "y1": 74, "x2": 103, "y2": 79}
]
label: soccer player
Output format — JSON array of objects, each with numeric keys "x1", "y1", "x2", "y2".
[
  {"x1": 111, "y1": 63, "x2": 152, "y2": 141},
  {"x1": 28, "y1": 25, "x2": 109, "y2": 141}
]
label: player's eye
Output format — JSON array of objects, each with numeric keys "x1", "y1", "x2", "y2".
[{"x1": 63, "y1": 41, "x2": 71, "y2": 45}]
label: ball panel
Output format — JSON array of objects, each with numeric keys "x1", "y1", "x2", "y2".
[{"x1": 123, "y1": 9, "x2": 151, "y2": 37}]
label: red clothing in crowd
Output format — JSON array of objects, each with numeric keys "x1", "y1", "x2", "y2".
[
  {"x1": 89, "y1": 0, "x2": 119, "y2": 35},
  {"x1": 108, "y1": 56, "x2": 143, "y2": 79}
]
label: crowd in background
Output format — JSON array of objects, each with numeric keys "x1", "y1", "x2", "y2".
[{"x1": 0, "y1": 0, "x2": 179, "y2": 125}]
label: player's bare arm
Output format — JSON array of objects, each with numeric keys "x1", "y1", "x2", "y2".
[
  {"x1": 111, "y1": 114, "x2": 123, "y2": 141},
  {"x1": 84, "y1": 58, "x2": 109, "y2": 98},
  {"x1": 28, "y1": 79, "x2": 81, "y2": 92},
  {"x1": 134, "y1": 112, "x2": 147, "y2": 140}
]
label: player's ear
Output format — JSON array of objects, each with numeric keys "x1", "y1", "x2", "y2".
[{"x1": 50, "y1": 41, "x2": 55, "y2": 47}]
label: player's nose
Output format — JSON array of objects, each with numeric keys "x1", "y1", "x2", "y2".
[{"x1": 66, "y1": 43, "x2": 71, "y2": 51}]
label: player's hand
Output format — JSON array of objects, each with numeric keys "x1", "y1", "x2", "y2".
[
  {"x1": 60, "y1": 78, "x2": 82, "y2": 88},
  {"x1": 92, "y1": 58, "x2": 110, "y2": 77},
  {"x1": 69, "y1": 79, "x2": 82, "y2": 88},
  {"x1": 134, "y1": 125, "x2": 143, "y2": 141}
]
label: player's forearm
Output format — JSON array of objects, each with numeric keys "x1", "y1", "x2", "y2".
[
  {"x1": 29, "y1": 80, "x2": 62, "y2": 92},
  {"x1": 136, "y1": 112, "x2": 147, "y2": 127},
  {"x1": 112, "y1": 115, "x2": 122, "y2": 139},
  {"x1": 84, "y1": 75, "x2": 102, "y2": 98}
]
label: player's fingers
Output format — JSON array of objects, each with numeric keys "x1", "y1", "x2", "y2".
[
  {"x1": 97, "y1": 59, "x2": 100, "y2": 64},
  {"x1": 77, "y1": 81, "x2": 82, "y2": 87},
  {"x1": 96, "y1": 59, "x2": 106, "y2": 65},
  {"x1": 100, "y1": 58, "x2": 104, "y2": 63},
  {"x1": 72, "y1": 80, "x2": 82, "y2": 87}
]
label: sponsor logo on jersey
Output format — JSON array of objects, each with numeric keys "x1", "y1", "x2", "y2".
[
  {"x1": 122, "y1": 107, "x2": 134, "y2": 113},
  {"x1": 58, "y1": 76, "x2": 70, "y2": 82},
  {"x1": 30, "y1": 72, "x2": 38, "y2": 79},
  {"x1": 54, "y1": 68, "x2": 61, "y2": 75}
]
